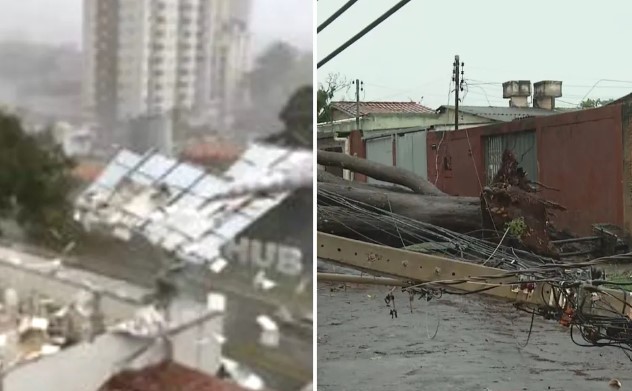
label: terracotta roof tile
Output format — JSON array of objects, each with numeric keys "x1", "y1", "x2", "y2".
[
  {"x1": 97, "y1": 360, "x2": 251, "y2": 391},
  {"x1": 331, "y1": 101, "x2": 434, "y2": 116},
  {"x1": 72, "y1": 161, "x2": 104, "y2": 183},
  {"x1": 180, "y1": 141, "x2": 243, "y2": 166}
]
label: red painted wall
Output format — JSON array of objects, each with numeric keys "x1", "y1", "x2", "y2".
[
  {"x1": 348, "y1": 130, "x2": 367, "y2": 182},
  {"x1": 427, "y1": 106, "x2": 624, "y2": 235}
]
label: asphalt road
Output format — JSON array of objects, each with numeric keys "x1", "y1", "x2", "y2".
[{"x1": 318, "y1": 282, "x2": 632, "y2": 391}]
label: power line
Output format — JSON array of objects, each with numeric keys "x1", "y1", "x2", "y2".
[
  {"x1": 317, "y1": 0, "x2": 359, "y2": 33},
  {"x1": 317, "y1": 0, "x2": 412, "y2": 69}
]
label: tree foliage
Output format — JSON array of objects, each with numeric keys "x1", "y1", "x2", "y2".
[
  {"x1": 317, "y1": 73, "x2": 351, "y2": 123},
  {"x1": 579, "y1": 98, "x2": 615, "y2": 109},
  {"x1": 233, "y1": 42, "x2": 312, "y2": 137},
  {"x1": 263, "y1": 85, "x2": 313, "y2": 148},
  {"x1": 0, "y1": 111, "x2": 78, "y2": 247}
]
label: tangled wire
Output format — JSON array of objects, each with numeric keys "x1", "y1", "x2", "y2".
[{"x1": 387, "y1": 275, "x2": 632, "y2": 359}]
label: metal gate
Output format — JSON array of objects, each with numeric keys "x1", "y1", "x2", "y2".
[
  {"x1": 484, "y1": 131, "x2": 537, "y2": 184},
  {"x1": 366, "y1": 136, "x2": 393, "y2": 184},
  {"x1": 396, "y1": 131, "x2": 427, "y2": 179}
]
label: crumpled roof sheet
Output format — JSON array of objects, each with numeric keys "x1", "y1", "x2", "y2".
[
  {"x1": 97, "y1": 360, "x2": 250, "y2": 391},
  {"x1": 74, "y1": 143, "x2": 312, "y2": 269}
]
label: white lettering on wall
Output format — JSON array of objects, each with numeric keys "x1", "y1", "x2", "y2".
[{"x1": 222, "y1": 237, "x2": 304, "y2": 277}]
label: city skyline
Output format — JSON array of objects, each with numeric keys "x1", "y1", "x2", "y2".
[{"x1": 0, "y1": 0, "x2": 312, "y2": 54}]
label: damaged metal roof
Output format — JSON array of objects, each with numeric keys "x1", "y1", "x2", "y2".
[{"x1": 74, "y1": 143, "x2": 312, "y2": 269}]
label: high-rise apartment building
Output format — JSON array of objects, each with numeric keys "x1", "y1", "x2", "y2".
[{"x1": 82, "y1": 0, "x2": 252, "y2": 150}]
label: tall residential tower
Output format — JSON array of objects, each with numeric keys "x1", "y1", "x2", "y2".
[{"x1": 82, "y1": 0, "x2": 252, "y2": 152}]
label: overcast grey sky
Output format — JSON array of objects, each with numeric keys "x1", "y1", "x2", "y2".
[
  {"x1": 317, "y1": 0, "x2": 632, "y2": 109},
  {"x1": 0, "y1": 0, "x2": 313, "y2": 52}
]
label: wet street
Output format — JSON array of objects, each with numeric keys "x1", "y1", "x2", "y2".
[{"x1": 317, "y1": 282, "x2": 632, "y2": 391}]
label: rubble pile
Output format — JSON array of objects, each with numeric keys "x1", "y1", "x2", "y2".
[{"x1": 97, "y1": 360, "x2": 253, "y2": 391}]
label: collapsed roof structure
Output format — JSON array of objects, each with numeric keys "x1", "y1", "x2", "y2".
[{"x1": 74, "y1": 142, "x2": 312, "y2": 268}]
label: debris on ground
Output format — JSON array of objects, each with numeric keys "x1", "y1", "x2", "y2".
[{"x1": 97, "y1": 360, "x2": 254, "y2": 391}]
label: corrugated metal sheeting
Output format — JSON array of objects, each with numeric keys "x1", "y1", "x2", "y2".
[
  {"x1": 366, "y1": 130, "x2": 428, "y2": 182},
  {"x1": 74, "y1": 144, "x2": 312, "y2": 271},
  {"x1": 366, "y1": 136, "x2": 393, "y2": 185},
  {"x1": 396, "y1": 131, "x2": 427, "y2": 179},
  {"x1": 484, "y1": 131, "x2": 537, "y2": 184}
]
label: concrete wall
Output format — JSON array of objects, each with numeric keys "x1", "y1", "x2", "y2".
[
  {"x1": 426, "y1": 105, "x2": 624, "y2": 236},
  {"x1": 318, "y1": 113, "x2": 439, "y2": 135},
  {"x1": 126, "y1": 113, "x2": 174, "y2": 155},
  {"x1": 622, "y1": 101, "x2": 632, "y2": 239}
]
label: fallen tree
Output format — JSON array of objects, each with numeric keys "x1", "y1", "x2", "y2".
[
  {"x1": 481, "y1": 150, "x2": 565, "y2": 258},
  {"x1": 317, "y1": 149, "x2": 565, "y2": 257},
  {"x1": 317, "y1": 150, "x2": 445, "y2": 196},
  {"x1": 319, "y1": 183, "x2": 480, "y2": 233}
]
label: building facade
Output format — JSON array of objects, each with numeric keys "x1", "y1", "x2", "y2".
[{"x1": 82, "y1": 0, "x2": 252, "y2": 151}]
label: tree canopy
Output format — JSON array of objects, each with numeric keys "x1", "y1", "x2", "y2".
[
  {"x1": 233, "y1": 41, "x2": 312, "y2": 137},
  {"x1": 0, "y1": 111, "x2": 78, "y2": 247},
  {"x1": 578, "y1": 98, "x2": 615, "y2": 109},
  {"x1": 317, "y1": 73, "x2": 351, "y2": 123}
]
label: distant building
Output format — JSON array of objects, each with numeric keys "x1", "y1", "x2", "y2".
[
  {"x1": 318, "y1": 80, "x2": 577, "y2": 182},
  {"x1": 82, "y1": 0, "x2": 252, "y2": 151},
  {"x1": 51, "y1": 121, "x2": 96, "y2": 157}
]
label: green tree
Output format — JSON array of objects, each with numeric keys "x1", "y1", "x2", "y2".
[
  {"x1": 264, "y1": 85, "x2": 313, "y2": 147},
  {"x1": 579, "y1": 98, "x2": 615, "y2": 109},
  {"x1": 317, "y1": 73, "x2": 351, "y2": 123},
  {"x1": 0, "y1": 111, "x2": 78, "y2": 247},
  {"x1": 234, "y1": 42, "x2": 312, "y2": 136}
]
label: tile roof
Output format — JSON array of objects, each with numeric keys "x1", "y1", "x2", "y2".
[
  {"x1": 97, "y1": 360, "x2": 250, "y2": 391},
  {"x1": 72, "y1": 161, "x2": 105, "y2": 183},
  {"x1": 332, "y1": 101, "x2": 434, "y2": 116},
  {"x1": 180, "y1": 141, "x2": 243, "y2": 166},
  {"x1": 439, "y1": 105, "x2": 560, "y2": 122}
]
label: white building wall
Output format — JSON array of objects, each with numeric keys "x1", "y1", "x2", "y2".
[
  {"x1": 81, "y1": 0, "x2": 97, "y2": 121},
  {"x1": 84, "y1": 0, "x2": 251, "y2": 134},
  {"x1": 175, "y1": 0, "x2": 200, "y2": 110},
  {"x1": 147, "y1": 0, "x2": 180, "y2": 116},
  {"x1": 117, "y1": 0, "x2": 151, "y2": 120}
]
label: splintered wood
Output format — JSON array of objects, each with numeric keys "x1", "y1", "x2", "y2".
[{"x1": 481, "y1": 150, "x2": 565, "y2": 258}]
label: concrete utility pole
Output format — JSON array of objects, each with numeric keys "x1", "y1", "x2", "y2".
[
  {"x1": 452, "y1": 55, "x2": 465, "y2": 130},
  {"x1": 353, "y1": 79, "x2": 364, "y2": 131}
]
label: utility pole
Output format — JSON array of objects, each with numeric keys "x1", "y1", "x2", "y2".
[
  {"x1": 452, "y1": 55, "x2": 465, "y2": 130},
  {"x1": 353, "y1": 79, "x2": 364, "y2": 131}
]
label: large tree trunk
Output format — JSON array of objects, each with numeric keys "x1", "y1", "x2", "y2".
[
  {"x1": 317, "y1": 150, "x2": 445, "y2": 196},
  {"x1": 317, "y1": 170, "x2": 414, "y2": 193},
  {"x1": 317, "y1": 150, "x2": 565, "y2": 257},
  {"x1": 318, "y1": 183, "x2": 481, "y2": 235}
]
